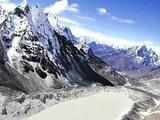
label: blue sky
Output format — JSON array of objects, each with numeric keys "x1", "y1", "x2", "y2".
[{"x1": 3, "y1": 0, "x2": 160, "y2": 48}]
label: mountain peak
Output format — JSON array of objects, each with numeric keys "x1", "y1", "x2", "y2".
[{"x1": 0, "y1": 4, "x2": 116, "y2": 92}]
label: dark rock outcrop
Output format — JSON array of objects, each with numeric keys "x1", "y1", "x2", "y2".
[
  {"x1": 88, "y1": 48, "x2": 127, "y2": 85},
  {"x1": 0, "y1": 5, "x2": 115, "y2": 93}
]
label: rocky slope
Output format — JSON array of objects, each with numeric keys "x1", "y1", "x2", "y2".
[{"x1": 0, "y1": 4, "x2": 120, "y2": 93}]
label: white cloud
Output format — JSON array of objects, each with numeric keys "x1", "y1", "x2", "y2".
[
  {"x1": 97, "y1": 8, "x2": 107, "y2": 16},
  {"x1": 0, "y1": 0, "x2": 16, "y2": 12},
  {"x1": 59, "y1": 17, "x2": 81, "y2": 26},
  {"x1": 77, "y1": 15, "x2": 96, "y2": 21},
  {"x1": 67, "y1": 3, "x2": 79, "y2": 13},
  {"x1": 111, "y1": 16, "x2": 136, "y2": 24},
  {"x1": 70, "y1": 25, "x2": 136, "y2": 48},
  {"x1": 44, "y1": 0, "x2": 79, "y2": 15},
  {"x1": 96, "y1": 7, "x2": 135, "y2": 24},
  {"x1": 44, "y1": 0, "x2": 68, "y2": 15}
]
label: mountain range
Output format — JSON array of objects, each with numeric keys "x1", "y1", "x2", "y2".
[
  {"x1": 74, "y1": 39, "x2": 160, "y2": 79},
  {"x1": 0, "y1": 2, "x2": 160, "y2": 120}
]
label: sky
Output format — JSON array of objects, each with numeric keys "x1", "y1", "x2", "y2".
[{"x1": 1, "y1": 0, "x2": 160, "y2": 50}]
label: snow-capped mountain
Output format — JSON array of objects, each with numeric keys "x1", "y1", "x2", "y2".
[
  {"x1": 0, "y1": 4, "x2": 130, "y2": 93},
  {"x1": 127, "y1": 45, "x2": 159, "y2": 66},
  {"x1": 87, "y1": 42, "x2": 160, "y2": 78}
]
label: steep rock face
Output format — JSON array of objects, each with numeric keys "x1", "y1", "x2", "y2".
[
  {"x1": 87, "y1": 49, "x2": 127, "y2": 85},
  {"x1": 66, "y1": 34, "x2": 127, "y2": 85},
  {"x1": 0, "y1": 5, "x2": 114, "y2": 93},
  {"x1": 0, "y1": 37, "x2": 40, "y2": 93}
]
